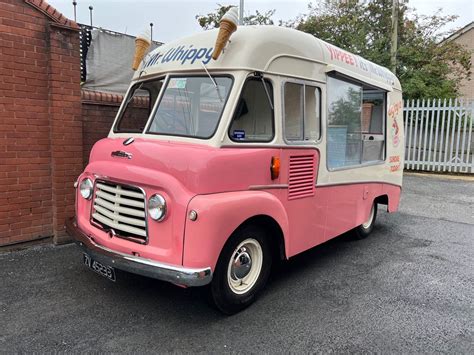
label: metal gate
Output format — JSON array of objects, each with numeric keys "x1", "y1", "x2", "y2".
[{"x1": 403, "y1": 99, "x2": 474, "y2": 173}]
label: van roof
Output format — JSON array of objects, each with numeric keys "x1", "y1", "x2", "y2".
[{"x1": 136, "y1": 26, "x2": 401, "y2": 91}]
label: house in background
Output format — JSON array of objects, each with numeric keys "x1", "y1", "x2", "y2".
[{"x1": 443, "y1": 21, "x2": 473, "y2": 99}]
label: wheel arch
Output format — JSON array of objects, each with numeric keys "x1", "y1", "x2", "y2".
[
  {"x1": 232, "y1": 214, "x2": 287, "y2": 261},
  {"x1": 374, "y1": 194, "x2": 389, "y2": 206},
  {"x1": 183, "y1": 191, "x2": 289, "y2": 271}
]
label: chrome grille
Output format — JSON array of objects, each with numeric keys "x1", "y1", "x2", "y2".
[{"x1": 91, "y1": 180, "x2": 147, "y2": 244}]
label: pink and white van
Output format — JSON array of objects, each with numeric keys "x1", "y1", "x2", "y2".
[{"x1": 66, "y1": 26, "x2": 404, "y2": 314}]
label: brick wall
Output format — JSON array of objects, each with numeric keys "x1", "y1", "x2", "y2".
[
  {"x1": 0, "y1": 0, "x2": 82, "y2": 246},
  {"x1": 2, "y1": 0, "x2": 147, "y2": 247},
  {"x1": 81, "y1": 90, "x2": 122, "y2": 165},
  {"x1": 49, "y1": 25, "x2": 83, "y2": 244},
  {"x1": 81, "y1": 91, "x2": 152, "y2": 165}
]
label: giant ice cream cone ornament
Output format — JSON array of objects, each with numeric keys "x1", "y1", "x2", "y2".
[
  {"x1": 211, "y1": 7, "x2": 238, "y2": 60},
  {"x1": 132, "y1": 28, "x2": 151, "y2": 71}
]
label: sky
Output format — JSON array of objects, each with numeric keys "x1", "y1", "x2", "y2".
[{"x1": 47, "y1": 0, "x2": 474, "y2": 42}]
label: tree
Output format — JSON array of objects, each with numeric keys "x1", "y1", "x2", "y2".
[
  {"x1": 286, "y1": 0, "x2": 471, "y2": 99},
  {"x1": 196, "y1": 4, "x2": 275, "y2": 30}
]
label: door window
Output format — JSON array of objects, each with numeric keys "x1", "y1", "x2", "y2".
[
  {"x1": 229, "y1": 78, "x2": 274, "y2": 142},
  {"x1": 284, "y1": 82, "x2": 321, "y2": 142}
]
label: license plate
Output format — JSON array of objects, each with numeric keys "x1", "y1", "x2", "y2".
[{"x1": 83, "y1": 253, "x2": 116, "y2": 281}]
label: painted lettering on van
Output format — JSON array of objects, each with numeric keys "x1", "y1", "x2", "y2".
[
  {"x1": 325, "y1": 44, "x2": 356, "y2": 66},
  {"x1": 144, "y1": 45, "x2": 213, "y2": 68},
  {"x1": 325, "y1": 43, "x2": 395, "y2": 84}
]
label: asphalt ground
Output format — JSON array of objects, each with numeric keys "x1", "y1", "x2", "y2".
[{"x1": 1, "y1": 173, "x2": 473, "y2": 353}]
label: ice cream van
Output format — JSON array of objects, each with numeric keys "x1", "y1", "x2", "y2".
[{"x1": 66, "y1": 11, "x2": 404, "y2": 314}]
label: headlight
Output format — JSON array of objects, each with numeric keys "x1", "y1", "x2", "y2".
[
  {"x1": 148, "y1": 194, "x2": 166, "y2": 221},
  {"x1": 79, "y1": 178, "x2": 93, "y2": 200}
]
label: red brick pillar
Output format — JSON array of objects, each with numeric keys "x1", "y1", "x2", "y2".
[{"x1": 48, "y1": 24, "x2": 83, "y2": 243}]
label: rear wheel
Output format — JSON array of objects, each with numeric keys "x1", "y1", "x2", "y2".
[
  {"x1": 210, "y1": 224, "x2": 272, "y2": 315},
  {"x1": 353, "y1": 203, "x2": 377, "y2": 240}
]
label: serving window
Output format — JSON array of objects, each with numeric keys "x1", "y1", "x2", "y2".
[{"x1": 326, "y1": 74, "x2": 386, "y2": 169}]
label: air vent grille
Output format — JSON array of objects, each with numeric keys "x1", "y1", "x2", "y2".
[{"x1": 288, "y1": 155, "x2": 315, "y2": 200}]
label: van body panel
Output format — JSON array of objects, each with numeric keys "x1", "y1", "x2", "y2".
[
  {"x1": 183, "y1": 190, "x2": 290, "y2": 270},
  {"x1": 88, "y1": 137, "x2": 281, "y2": 195}
]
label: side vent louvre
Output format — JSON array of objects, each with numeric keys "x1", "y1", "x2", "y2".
[{"x1": 288, "y1": 155, "x2": 315, "y2": 200}]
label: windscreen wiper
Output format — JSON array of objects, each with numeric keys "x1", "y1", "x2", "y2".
[
  {"x1": 124, "y1": 82, "x2": 144, "y2": 107},
  {"x1": 201, "y1": 61, "x2": 223, "y2": 102},
  {"x1": 254, "y1": 71, "x2": 274, "y2": 110}
]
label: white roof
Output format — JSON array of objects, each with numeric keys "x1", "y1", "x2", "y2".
[{"x1": 136, "y1": 26, "x2": 401, "y2": 91}]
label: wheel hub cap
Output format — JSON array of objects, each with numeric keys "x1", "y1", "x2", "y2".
[
  {"x1": 231, "y1": 247, "x2": 252, "y2": 279},
  {"x1": 227, "y1": 238, "x2": 263, "y2": 295}
]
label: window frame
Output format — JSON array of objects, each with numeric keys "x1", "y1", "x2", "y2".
[
  {"x1": 227, "y1": 76, "x2": 276, "y2": 143},
  {"x1": 362, "y1": 90, "x2": 387, "y2": 163},
  {"x1": 113, "y1": 77, "x2": 163, "y2": 134},
  {"x1": 145, "y1": 73, "x2": 235, "y2": 140},
  {"x1": 325, "y1": 72, "x2": 388, "y2": 172},
  {"x1": 282, "y1": 78, "x2": 323, "y2": 146}
]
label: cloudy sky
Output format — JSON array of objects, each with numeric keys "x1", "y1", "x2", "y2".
[{"x1": 48, "y1": 0, "x2": 473, "y2": 42}]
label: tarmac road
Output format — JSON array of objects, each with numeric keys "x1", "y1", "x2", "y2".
[{"x1": 1, "y1": 173, "x2": 473, "y2": 353}]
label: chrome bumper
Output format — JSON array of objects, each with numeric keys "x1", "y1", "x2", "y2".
[{"x1": 65, "y1": 217, "x2": 212, "y2": 287}]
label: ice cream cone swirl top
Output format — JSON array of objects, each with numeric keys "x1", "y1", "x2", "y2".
[
  {"x1": 211, "y1": 7, "x2": 239, "y2": 61},
  {"x1": 221, "y1": 6, "x2": 238, "y2": 25},
  {"x1": 137, "y1": 28, "x2": 151, "y2": 44}
]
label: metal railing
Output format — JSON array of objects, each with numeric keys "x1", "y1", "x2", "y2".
[{"x1": 403, "y1": 98, "x2": 474, "y2": 173}]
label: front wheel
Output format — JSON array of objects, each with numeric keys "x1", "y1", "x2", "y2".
[
  {"x1": 353, "y1": 203, "x2": 378, "y2": 240},
  {"x1": 210, "y1": 224, "x2": 272, "y2": 315}
]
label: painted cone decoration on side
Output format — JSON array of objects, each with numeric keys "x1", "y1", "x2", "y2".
[
  {"x1": 132, "y1": 29, "x2": 151, "y2": 71},
  {"x1": 211, "y1": 7, "x2": 238, "y2": 60}
]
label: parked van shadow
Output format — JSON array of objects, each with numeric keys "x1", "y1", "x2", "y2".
[{"x1": 99, "y1": 226, "x2": 385, "y2": 322}]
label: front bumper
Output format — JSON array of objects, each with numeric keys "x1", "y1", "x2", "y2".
[{"x1": 65, "y1": 217, "x2": 212, "y2": 287}]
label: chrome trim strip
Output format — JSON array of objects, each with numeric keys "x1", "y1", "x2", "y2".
[
  {"x1": 221, "y1": 144, "x2": 320, "y2": 149},
  {"x1": 66, "y1": 217, "x2": 212, "y2": 287},
  {"x1": 249, "y1": 184, "x2": 288, "y2": 190},
  {"x1": 248, "y1": 181, "x2": 402, "y2": 190},
  {"x1": 111, "y1": 150, "x2": 133, "y2": 159}
]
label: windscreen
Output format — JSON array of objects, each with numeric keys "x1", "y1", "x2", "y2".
[
  {"x1": 147, "y1": 76, "x2": 233, "y2": 139},
  {"x1": 114, "y1": 78, "x2": 164, "y2": 133}
]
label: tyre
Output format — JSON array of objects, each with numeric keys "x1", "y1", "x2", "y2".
[
  {"x1": 210, "y1": 224, "x2": 272, "y2": 315},
  {"x1": 353, "y1": 202, "x2": 377, "y2": 240}
]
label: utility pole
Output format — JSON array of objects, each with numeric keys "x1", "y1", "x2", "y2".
[
  {"x1": 88, "y1": 5, "x2": 93, "y2": 27},
  {"x1": 72, "y1": 1, "x2": 77, "y2": 22},
  {"x1": 239, "y1": 0, "x2": 244, "y2": 25},
  {"x1": 390, "y1": 0, "x2": 399, "y2": 74}
]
